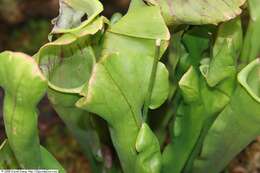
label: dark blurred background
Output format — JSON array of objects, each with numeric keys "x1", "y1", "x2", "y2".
[{"x1": 0, "y1": 1, "x2": 259, "y2": 172}]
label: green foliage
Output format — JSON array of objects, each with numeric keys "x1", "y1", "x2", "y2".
[
  {"x1": 193, "y1": 59, "x2": 260, "y2": 173},
  {"x1": 0, "y1": 0, "x2": 260, "y2": 173},
  {"x1": 146, "y1": 0, "x2": 245, "y2": 25},
  {"x1": 0, "y1": 51, "x2": 65, "y2": 172}
]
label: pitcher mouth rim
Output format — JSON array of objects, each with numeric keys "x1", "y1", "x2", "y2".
[{"x1": 238, "y1": 58, "x2": 260, "y2": 103}]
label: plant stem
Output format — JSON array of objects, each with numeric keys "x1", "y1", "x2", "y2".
[{"x1": 143, "y1": 39, "x2": 161, "y2": 123}]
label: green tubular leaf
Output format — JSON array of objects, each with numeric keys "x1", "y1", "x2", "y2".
[
  {"x1": 192, "y1": 59, "x2": 260, "y2": 173},
  {"x1": 162, "y1": 19, "x2": 242, "y2": 173},
  {"x1": 50, "y1": 0, "x2": 103, "y2": 35},
  {"x1": 37, "y1": 17, "x2": 104, "y2": 94},
  {"x1": 77, "y1": 53, "x2": 169, "y2": 173},
  {"x1": 146, "y1": 0, "x2": 245, "y2": 26},
  {"x1": 0, "y1": 51, "x2": 65, "y2": 172},
  {"x1": 37, "y1": 17, "x2": 106, "y2": 173},
  {"x1": 0, "y1": 51, "x2": 45, "y2": 168},
  {"x1": 183, "y1": 19, "x2": 242, "y2": 172},
  {"x1": 162, "y1": 26, "x2": 212, "y2": 173},
  {"x1": 240, "y1": 0, "x2": 260, "y2": 65},
  {"x1": 135, "y1": 123, "x2": 162, "y2": 173},
  {"x1": 163, "y1": 68, "x2": 231, "y2": 173},
  {"x1": 78, "y1": 3, "x2": 169, "y2": 172}
]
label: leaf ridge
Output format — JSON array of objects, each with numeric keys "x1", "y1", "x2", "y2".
[{"x1": 102, "y1": 64, "x2": 141, "y2": 128}]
